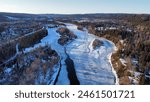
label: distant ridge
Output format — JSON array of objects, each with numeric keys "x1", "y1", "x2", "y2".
[{"x1": 0, "y1": 12, "x2": 149, "y2": 22}]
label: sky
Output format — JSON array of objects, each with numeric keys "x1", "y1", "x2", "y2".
[{"x1": 0, "y1": 0, "x2": 150, "y2": 14}]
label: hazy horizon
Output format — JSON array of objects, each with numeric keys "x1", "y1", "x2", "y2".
[
  {"x1": 1, "y1": 12, "x2": 150, "y2": 15},
  {"x1": 0, "y1": 0, "x2": 150, "y2": 14}
]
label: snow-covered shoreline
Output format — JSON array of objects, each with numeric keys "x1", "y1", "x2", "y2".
[
  {"x1": 107, "y1": 53, "x2": 119, "y2": 85},
  {"x1": 24, "y1": 27, "x2": 70, "y2": 85}
]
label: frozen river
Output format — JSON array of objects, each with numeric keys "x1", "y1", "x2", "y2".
[{"x1": 25, "y1": 23, "x2": 118, "y2": 85}]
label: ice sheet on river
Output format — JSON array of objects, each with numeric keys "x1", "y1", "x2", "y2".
[{"x1": 65, "y1": 24, "x2": 117, "y2": 85}]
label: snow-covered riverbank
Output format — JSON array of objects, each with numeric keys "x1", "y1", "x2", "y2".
[{"x1": 24, "y1": 27, "x2": 70, "y2": 85}]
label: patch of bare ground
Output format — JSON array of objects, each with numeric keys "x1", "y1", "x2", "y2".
[
  {"x1": 56, "y1": 27, "x2": 77, "y2": 45},
  {"x1": 92, "y1": 39, "x2": 103, "y2": 49}
]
